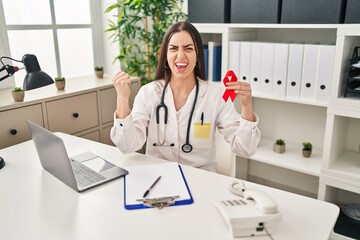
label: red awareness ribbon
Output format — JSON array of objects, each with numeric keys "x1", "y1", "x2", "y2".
[{"x1": 222, "y1": 70, "x2": 237, "y2": 102}]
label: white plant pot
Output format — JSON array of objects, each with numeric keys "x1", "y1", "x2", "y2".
[{"x1": 273, "y1": 143, "x2": 286, "y2": 153}]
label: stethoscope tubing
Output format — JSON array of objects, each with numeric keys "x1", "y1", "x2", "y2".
[
  {"x1": 182, "y1": 79, "x2": 199, "y2": 153},
  {"x1": 155, "y1": 79, "x2": 199, "y2": 153}
]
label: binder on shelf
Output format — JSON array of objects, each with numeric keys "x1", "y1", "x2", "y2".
[
  {"x1": 213, "y1": 44, "x2": 222, "y2": 82},
  {"x1": 316, "y1": 44, "x2": 335, "y2": 102},
  {"x1": 239, "y1": 41, "x2": 252, "y2": 83},
  {"x1": 204, "y1": 44, "x2": 209, "y2": 80},
  {"x1": 286, "y1": 43, "x2": 304, "y2": 99},
  {"x1": 208, "y1": 41, "x2": 222, "y2": 82},
  {"x1": 260, "y1": 42, "x2": 275, "y2": 95},
  {"x1": 272, "y1": 43, "x2": 289, "y2": 97},
  {"x1": 250, "y1": 42, "x2": 263, "y2": 94},
  {"x1": 124, "y1": 162, "x2": 193, "y2": 210},
  {"x1": 300, "y1": 44, "x2": 319, "y2": 101},
  {"x1": 228, "y1": 41, "x2": 241, "y2": 79}
]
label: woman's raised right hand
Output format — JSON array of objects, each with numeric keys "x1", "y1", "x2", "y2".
[{"x1": 112, "y1": 71, "x2": 131, "y2": 99}]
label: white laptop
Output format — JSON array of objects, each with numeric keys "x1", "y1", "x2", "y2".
[{"x1": 27, "y1": 120, "x2": 128, "y2": 192}]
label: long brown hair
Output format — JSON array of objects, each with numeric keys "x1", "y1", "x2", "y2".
[{"x1": 154, "y1": 21, "x2": 206, "y2": 84}]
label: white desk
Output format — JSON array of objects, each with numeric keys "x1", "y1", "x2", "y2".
[{"x1": 0, "y1": 133, "x2": 339, "y2": 240}]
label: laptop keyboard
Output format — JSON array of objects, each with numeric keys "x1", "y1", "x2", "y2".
[{"x1": 71, "y1": 160, "x2": 106, "y2": 188}]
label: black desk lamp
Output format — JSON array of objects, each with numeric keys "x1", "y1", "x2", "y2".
[
  {"x1": 0, "y1": 54, "x2": 54, "y2": 169},
  {"x1": 0, "y1": 54, "x2": 54, "y2": 90},
  {"x1": 0, "y1": 157, "x2": 5, "y2": 169}
]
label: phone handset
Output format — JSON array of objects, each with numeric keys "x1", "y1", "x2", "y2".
[
  {"x1": 229, "y1": 180, "x2": 278, "y2": 214},
  {"x1": 215, "y1": 180, "x2": 282, "y2": 238},
  {"x1": 243, "y1": 189, "x2": 278, "y2": 214}
]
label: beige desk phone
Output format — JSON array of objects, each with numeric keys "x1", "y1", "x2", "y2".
[{"x1": 214, "y1": 181, "x2": 282, "y2": 238}]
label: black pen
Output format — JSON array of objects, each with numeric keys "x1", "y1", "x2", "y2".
[
  {"x1": 143, "y1": 175, "x2": 161, "y2": 198},
  {"x1": 201, "y1": 112, "x2": 204, "y2": 125}
]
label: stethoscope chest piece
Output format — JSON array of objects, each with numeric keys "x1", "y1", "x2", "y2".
[{"x1": 181, "y1": 143, "x2": 193, "y2": 153}]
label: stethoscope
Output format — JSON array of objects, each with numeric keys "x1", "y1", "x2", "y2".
[{"x1": 154, "y1": 79, "x2": 199, "y2": 153}]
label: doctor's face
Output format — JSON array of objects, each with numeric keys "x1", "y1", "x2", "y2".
[{"x1": 167, "y1": 31, "x2": 197, "y2": 80}]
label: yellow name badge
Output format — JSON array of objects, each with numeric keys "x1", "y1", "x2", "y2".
[{"x1": 193, "y1": 123, "x2": 211, "y2": 138}]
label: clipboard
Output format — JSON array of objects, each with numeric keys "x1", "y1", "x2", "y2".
[{"x1": 123, "y1": 162, "x2": 193, "y2": 210}]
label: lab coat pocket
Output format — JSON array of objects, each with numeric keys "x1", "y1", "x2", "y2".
[{"x1": 192, "y1": 123, "x2": 212, "y2": 148}]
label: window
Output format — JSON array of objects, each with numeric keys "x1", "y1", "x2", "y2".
[{"x1": 0, "y1": 0, "x2": 103, "y2": 87}]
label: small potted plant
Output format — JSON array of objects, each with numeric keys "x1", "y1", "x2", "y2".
[
  {"x1": 273, "y1": 138, "x2": 286, "y2": 153},
  {"x1": 94, "y1": 66, "x2": 104, "y2": 79},
  {"x1": 55, "y1": 77, "x2": 65, "y2": 90},
  {"x1": 11, "y1": 87, "x2": 25, "y2": 102},
  {"x1": 302, "y1": 141, "x2": 313, "y2": 158}
]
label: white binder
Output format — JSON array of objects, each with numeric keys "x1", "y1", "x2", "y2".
[
  {"x1": 261, "y1": 42, "x2": 275, "y2": 95},
  {"x1": 229, "y1": 41, "x2": 241, "y2": 79},
  {"x1": 301, "y1": 44, "x2": 319, "y2": 101},
  {"x1": 239, "y1": 41, "x2": 252, "y2": 83},
  {"x1": 286, "y1": 44, "x2": 304, "y2": 99},
  {"x1": 272, "y1": 43, "x2": 289, "y2": 98},
  {"x1": 316, "y1": 45, "x2": 335, "y2": 103},
  {"x1": 250, "y1": 42, "x2": 262, "y2": 94}
]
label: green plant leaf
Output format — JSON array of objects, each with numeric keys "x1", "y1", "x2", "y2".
[{"x1": 105, "y1": 0, "x2": 187, "y2": 85}]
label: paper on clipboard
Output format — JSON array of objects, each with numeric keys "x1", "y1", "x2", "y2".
[{"x1": 124, "y1": 162, "x2": 193, "y2": 210}]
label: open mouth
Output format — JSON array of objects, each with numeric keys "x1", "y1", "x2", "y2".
[{"x1": 175, "y1": 63, "x2": 188, "y2": 69}]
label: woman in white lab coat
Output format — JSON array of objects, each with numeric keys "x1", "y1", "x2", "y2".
[{"x1": 111, "y1": 21, "x2": 260, "y2": 172}]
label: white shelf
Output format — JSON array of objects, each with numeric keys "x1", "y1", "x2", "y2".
[
  {"x1": 194, "y1": 22, "x2": 360, "y2": 240},
  {"x1": 328, "y1": 103, "x2": 360, "y2": 119},
  {"x1": 0, "y1": 75, "x2": 112, "y2": 110},
  {"x1": 253, "y1": 92, "x2": 328, "y2": 107},
  {"x1": 195, "y1": 25, "x2": 360, "y2": 234},
  {"x1": 322, "y1": 151, "x2": 360, "y2": 192},
  {"x1": 249, "y1": 138, "x2": 322, "y2": 177},
  {"x1": 210, "y1": 77, "x2": 328, "y2": 107},
  {"x1": 331, "y1": 97, "x2": 360, "y2": 110},
  {"x1": 194, "y1": 23, "x2": 344, "y2": 30},
  {"x1": 331, "y1": 231, "x2": 356, "y2": 240}
]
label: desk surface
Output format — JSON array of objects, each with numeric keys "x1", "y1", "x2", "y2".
[{"x1": 0, "y1": 133, "x2": 339, "y2": 240}]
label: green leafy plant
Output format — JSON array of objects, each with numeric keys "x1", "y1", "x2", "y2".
[
  {"x1": 94, "y1": 66, "x2": 103, "y2": 71},
  {"x1": 302, "y1": 141, "x2": 313, "y2": 151},
  {"x1": 55, "y1": 77, "x2": 65, "y2": 81},
  {"x1": 275, "y1": 139, "x2": 285, "y2": 145},
  {"x1": 12, "y1": 87, "x2": 23, "y2": 92},
  {"x1": 105, "y1": 0, "x2": 187, "y2": 85}
]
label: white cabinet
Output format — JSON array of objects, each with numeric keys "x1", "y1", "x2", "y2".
[
  {"x1": 100, "y1": 87, "x2": 117, "y2": 125},
  {"x1": 0, "y1": 75, "x2": 140, "y2": 148},
  {"x1": 0, "y1": 104, "x2": 44, "y2": 148},
  {"x1": 194, "y1": 23, "x2": 360, "y2": 239},
  {"x1": 99, "y1": 79, "x2": 140, "y2": 125},
  {"x1": 101, "y1": 125, "x2": 113, "y2": 146},
  {"x1": 46, "y1": 92, "x2": 99, "y2": 134}
]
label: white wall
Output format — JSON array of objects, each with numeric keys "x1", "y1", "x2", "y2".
[
  {"x1": 0, "y1": 0, "x2": 14, "y2": 89},
  {"x1": 100, "y1": 0, "x2": 121, "y2": 77},
  {"x1": 0, "y1": 36, "x2": 14, "y2": 89},
  {"x1": 181, "y1": 0, "x2": 188, "y2": 14}
]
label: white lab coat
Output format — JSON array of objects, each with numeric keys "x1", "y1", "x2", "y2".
[{"x1": 111, "y1": 79, "x2": 261, "y2": 172}]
